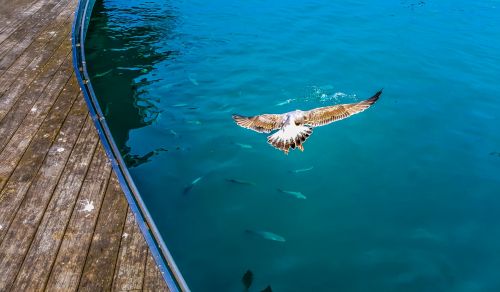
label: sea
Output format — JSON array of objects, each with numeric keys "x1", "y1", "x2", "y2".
[{"x1": 85, "y1": 0, "x2": 500, "y2": 290}]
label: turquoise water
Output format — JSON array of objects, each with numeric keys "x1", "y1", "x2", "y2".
[{"x1": 85, "y1": 0, "x2": 500, "y2": 291}]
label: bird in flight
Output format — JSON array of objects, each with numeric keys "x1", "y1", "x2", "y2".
[{"x1": 232, "y1": 89, "x2": 382, "y2": 154}]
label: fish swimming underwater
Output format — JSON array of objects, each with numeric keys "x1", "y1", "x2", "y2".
[
  {"x1": 235, "y1": 142, "x2": 253, "y2": 149},
  {"x1": 188, "y1": 74, "x2": 199, "y2": 86},
  {"x1": 225, "y1": 178, "x2": 256, "y2": 186},
  {"x1": 182, "y1": 176, "x2": 203, "y2": 195},
  {"x1": 289, "y1": 166, "x2": 314, "y2": 174},
  {"x1": 275, "y1": 98, "x2": 294, "y2": 106},
  {"x1": 232, "y1": 89, "x2": 382, "y2": 154},
  {"x1": 172, "y1": 103, "x2": 189, "y2": 107},
  {"x1": 242, "y1": 270, "x2": 253, "y2": 291},
  {"x1": 245, "y1": 230, "x2": 286, "y2": 242},
  {"x1": 169, "y1": 129, "x2": 179, "y2": 137},
  {"x1": 277, "y1": 189, "x2": 307, "y2": 200},
  {"x1": 94, "y1": 69, "x2": 112, "y2": 78}
]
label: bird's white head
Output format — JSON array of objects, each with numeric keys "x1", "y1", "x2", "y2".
[{"x1": 288, "y1": 110, "x2": 306, "y2": 125}]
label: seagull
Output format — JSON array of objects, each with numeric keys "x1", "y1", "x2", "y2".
[{"x1": 232, "y1": 89, "x2": 382, "y2": 154}]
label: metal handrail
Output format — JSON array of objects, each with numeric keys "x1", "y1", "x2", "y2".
[{"x1": 71, "y1": 0, "x2": 190, "y2": 290}]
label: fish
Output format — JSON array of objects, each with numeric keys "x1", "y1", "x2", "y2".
[
  {"x1": 172, "y1": 103, "x2": 189, "y2": 107},
  {"x1": 235, "y1": 142, "x2": 253, "y2": 149},
  {"x1": 277, "y1": 189, "x2": 307, "y2": 200},
  {"x1": 275, "y1": 99, "x2": 294, "y2": 106},
  {"x1": 242, "y1": 270, "x2": 253, "y2": 291},
  {"x1": 169, "y1": 129, "x2": 179, "y2": 137},
  {"x1": 245, "y1": 230, "x2": 286, "y2": 242},
  {"x1": 191, "y1": 176, "x2": 203, "y2": 184},
  {"x1": 289, "y1": 166, "x2": 314, "y2": 174},
  {"x1": 171, "y1": 102, "x2": 196, "y2": 109},
  {"x1": 188, "y1": 74, "x2": 199, "y2": 86},
  {"x1": 225, "y1": 178, "x2": 256, "y2": 186},
  {"x1": 261, "y1": 286, "x2": 273, "y2": 292},
  {"x1": 182, "y1": 176, "x2": 203, "y2": 195},
  {"x1": 94, "y1": 69, "x2": 112, "y2": 78},
  {"x1": 219, "y1": 106, "x2": 235, "y2": 113}
]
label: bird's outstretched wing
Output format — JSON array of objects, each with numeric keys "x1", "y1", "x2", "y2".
[
  {"x1": 304, "y1": 89, "x2": 382, "y2": 127},
  {"x1": 232, "y1": 114, "x2": 284, "y2": 133}
]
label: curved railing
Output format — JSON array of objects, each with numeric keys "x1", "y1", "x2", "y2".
[{"x1": 71, "y1": 0, "x2": 190, "y2": 291}]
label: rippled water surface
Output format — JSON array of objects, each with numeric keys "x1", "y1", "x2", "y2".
[{"x1": 86, "y1": 0, "x2": 500, "y2": 290}]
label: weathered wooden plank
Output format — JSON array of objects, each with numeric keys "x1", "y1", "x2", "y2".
[
  {"x1": 0, "y1": 0, "x2": 75, "y2": 82},
  {"x1": 0, "y1": 18, "x2": 72, "y2": 123},
  {"x1": 0, "y1": 0, "x2": 61, "y2": 45},
  {"x1": 0, "y1": 81, "x2": 84, "y2": 291},
  {"x1": 0, "y1": 50, "x2": 72, "y2": 134},
  {"x1": 112, "y1": 209, "x2": 149, "y2": 291},
  {"x1": 143, "y1": 251, "x2": 170, "y2": 292},
  {"x1": 0, "y1": 0, "x2": 46, "y2": 34},
  {"x1": 0, "y1": 13, "x2": 72, "y2": 93},
  {"x1": 0, "y1": 0, "x2": 41, "y2": 18},
  {"x1": 0, "y1": 0, "x2": 67, "y2": 52},
  {"x1": 0, "y1": 55, "x2": 73, "y2": 189},
  {"x1": 11, "y1": 115, "x2": 99, "y2": 291},
  {"x1": 0, "y1": 72, "x2": 78, "y2": 242},
  {"x1": 45, "y1": 145, "x2": 112, "y2": 291},
  {"x1": 78, "y1": 173, "x2": 130, "y2": 291},
  {"x1": 0, "y1": 78, "x2": 80, "y2": 228}
]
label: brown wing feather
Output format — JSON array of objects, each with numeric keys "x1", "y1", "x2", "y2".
[
  {"x1": 232, "y1": 114, "x2": 284, "y2": 133},
  {"x1": 305, "y1": 89, "x2": 382, "y2": 127}
]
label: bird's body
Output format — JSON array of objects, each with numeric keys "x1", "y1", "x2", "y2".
[
  {"x1": 232, "y1": 89, "x2": 382, "y2": 154},
  {"x1": 266, "y1": 111, "x2": 312, "y2": 153}
]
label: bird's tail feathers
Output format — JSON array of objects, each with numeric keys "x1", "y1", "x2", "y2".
[{"x1": 267, "y1": 125, "x2": 312, "y2": 154}]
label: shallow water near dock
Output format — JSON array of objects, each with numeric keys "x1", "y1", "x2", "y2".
[{"x1": 85, "y1": 0, "x2": 500, "y2": 290}]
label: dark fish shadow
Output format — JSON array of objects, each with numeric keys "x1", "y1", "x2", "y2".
[
  {"x1": 226, "y1": 178, "x2": 256, "y2": 186},
  {"x1": 242, "y1": 270, "x2": 253, "y2": 291},
  {"x1": 182, "y1": 184, "x2": 194, "y2": 196}
]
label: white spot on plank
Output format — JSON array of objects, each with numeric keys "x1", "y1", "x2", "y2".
[
  {"x1": 79, "y1": 199, "x2": 95, "y2": 217},
  {"x1": 31, "y1": 107, "x2": 37, "y2": 112},
  {"x1": 0, "y1": 224, "x2": 3, "y2": 230},
  {"x1": 56, "y1": 147, "x2": 65, "y2": 153},
  {"x1": 122, "y1": 233, "x2": 129, "y2": 239}
]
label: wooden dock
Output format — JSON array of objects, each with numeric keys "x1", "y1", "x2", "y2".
[{"x1": 0, "y1": 0, "x2": 170, "y2": 290}]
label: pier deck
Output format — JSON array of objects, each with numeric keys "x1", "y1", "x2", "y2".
[{"x1": 0, "y1": 0, "x2": 169, "y2": 290}]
